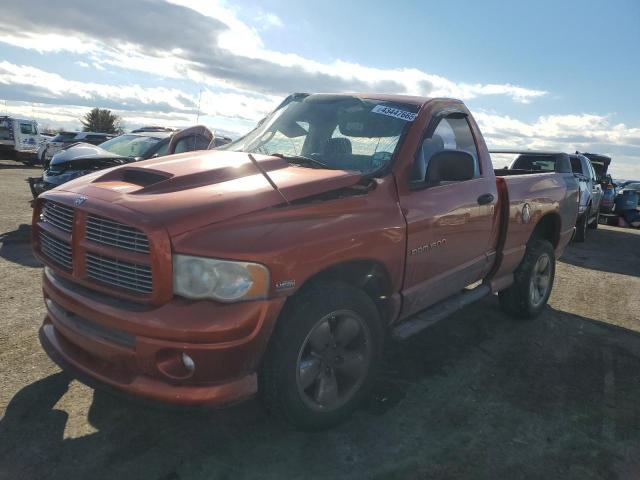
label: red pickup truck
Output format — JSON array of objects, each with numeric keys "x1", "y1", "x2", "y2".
[{"x1": 32, "y1": 93, "x2": 578, "y2": 430}]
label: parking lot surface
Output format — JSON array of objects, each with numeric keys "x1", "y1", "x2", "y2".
[{"x1": 1, "y1": 160, "x2": 639, "y2": 480}]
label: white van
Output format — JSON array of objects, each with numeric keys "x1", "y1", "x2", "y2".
[{"x1": 0, "y1": 116, "x2": 43, "y2": 162}]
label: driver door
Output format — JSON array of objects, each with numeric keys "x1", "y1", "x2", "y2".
[{"x1": 399, "y1": 113, "x2": 498, "y2": 318}]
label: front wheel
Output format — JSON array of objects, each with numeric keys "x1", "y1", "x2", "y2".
[
  {"x1": 499, "y1": 239, "x2": 556, "y2": 319},
  {"x1": 260, "y1": 282, "x2": 383, "y2": 430}
]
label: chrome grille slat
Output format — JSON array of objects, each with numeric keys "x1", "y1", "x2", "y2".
[
  {"x1": 85, "y1": 265, "x2": 152, "y2": 284},
  {"x1": 41, "y1": 240, "x2": 72, "y2": 258},
  {"x1": 86, "y1": 256, "x2": 151, "y2": 274},
  {"x1": 42, "y1": 201, "x2": 74, "y2": 233},
  {"x1": 39, "y1": 203, "x2": 155, "y2": 296},
  {"x1": 86, "y1": 253, "x2": 152, "y2": 294},
  {"x1": 86, "y1": 270, "x2": 153, "y2": 292},
  {"x1": 41, "y1": 246, "x2": 71, "y2": 268},
  {"x1": 85, "y1": 228, "x2": 149, "y2": 248},
  {"x1": 86, "y1": 270, "x2": 153, "y2": 290},
  {"x1": 39, "y1": 231, "x2": 72, "y2": 269},
  {"x1": 86, "y1": 214, "x2": 149, "y2": 253}
]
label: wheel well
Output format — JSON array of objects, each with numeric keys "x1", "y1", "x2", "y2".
[
  {"x1": 529, "y1": 213, "x2": 561, "y2": 248},
  {"x1": 295, "y1": 260, "x2": 394, "y2": 322}
]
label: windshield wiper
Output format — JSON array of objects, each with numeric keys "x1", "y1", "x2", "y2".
[{"x1": 271, "y1": 153, "x2": 331, "y2": 169}]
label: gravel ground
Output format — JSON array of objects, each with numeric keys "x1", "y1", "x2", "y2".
[{"x1": 1, "y1": 159, "x2": 639, "y2": 480}]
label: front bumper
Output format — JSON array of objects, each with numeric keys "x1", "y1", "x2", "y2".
[{"x1": 41, "y1": 267, "x2": 285, "y2": 406}]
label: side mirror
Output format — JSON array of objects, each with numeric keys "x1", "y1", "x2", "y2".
[{"x1": 425, "y1": 150, "x2": 475, "y2": 184}]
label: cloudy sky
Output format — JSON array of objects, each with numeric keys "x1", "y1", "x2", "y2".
[{"x1": 1, "y1": 0, "x2": 639, "y2": 177}]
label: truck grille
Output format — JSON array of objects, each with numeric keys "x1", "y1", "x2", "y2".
[
  {"x1": 86, "y1": 252, "x2": 152, "y2": 294},
  {"x1": 42, "y1": 201, "x2": 74, "y2": 233},
  {"x1": 86, "y1": 214, "x2": 149, "y2": 253},
  {"x1": 40, "y1": 231, "x2": 72, "y2": 269}
]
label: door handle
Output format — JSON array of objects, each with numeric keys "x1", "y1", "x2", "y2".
[{"x1": 477, "y1": 193, "x2": 494, "y2": 205}]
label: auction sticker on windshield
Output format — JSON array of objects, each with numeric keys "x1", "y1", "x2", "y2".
[{"x1": 371, "y1": 105, "x2": 417, "y2": 121}]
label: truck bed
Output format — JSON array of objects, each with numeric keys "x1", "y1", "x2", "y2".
[{"x1": 490, "y1": 170, "x2": 579, "y2": 290}]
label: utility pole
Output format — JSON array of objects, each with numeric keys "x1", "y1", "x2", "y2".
[{"x1": 195, "y1": 88, "x2": 203, "y2": 124}]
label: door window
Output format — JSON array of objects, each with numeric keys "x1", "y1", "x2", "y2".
[
  {"x1": 20, "y1": 123, "x2": 36, "y2": 135},
  {"x1": 174, "y1": 135, "x2": 211, "y2": 154},
  {"x1": 412, "y1": 115, "x2": 480, "y2": 182},
  {"x1": 586, "y1": 160, "x2": 597, "y2": 181}
]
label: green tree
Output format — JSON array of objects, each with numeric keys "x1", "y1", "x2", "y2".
[{"x1": 80, "y1": 108, "x2": 124, "y2": 134}]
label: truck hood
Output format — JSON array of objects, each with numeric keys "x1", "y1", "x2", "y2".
[
  {"x1": 55, "y1": 150, "x2": 363, "y2": 235},
  {"x1": 50, "y1": 142, "x2": 130, "y2": 166}
]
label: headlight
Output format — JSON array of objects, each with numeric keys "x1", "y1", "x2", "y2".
[{"x1": 173, "y1": 254, "x2": 270, "y2": 302}]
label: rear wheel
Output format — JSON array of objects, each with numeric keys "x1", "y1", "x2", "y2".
[
  {"x1": 499, "y1": 239, "x2": 555, "y2": 319},
  {"x1": 574, "y1": 207, "x2": 589, "y2": 242},
  {"x1": 588, "y1": 206, "x2": 599, "y2": 229},
  {"x1": 260, "y1": 282, "x2": 383, "y2": 430}
]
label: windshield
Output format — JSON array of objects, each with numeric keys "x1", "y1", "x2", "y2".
[
  {"x1": 98, "y1": 134, "x2": 162, "y2": 157},
  {"x1": 220, "y1": 94, "x2": 419, "y2": 173},
  {"x1": 51, "y1": 132, "x2": 78, "y2": 142}
]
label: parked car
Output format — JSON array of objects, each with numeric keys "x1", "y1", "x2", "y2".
[
  {"x1": 28, "y1": 126, "x2": 213, "y2": 198},
  {"x1": 617, "y1": 179, "x2": 640, "y2": 190},
  {"x1": 42, "y1": 131, "x2": 115, "y2": 167},
  {"x1": 131, "y1": 126, "x2": 176, "y2": 133},
  {"x1": 0, "y1": 116, "x2": 42, "y2": 162},
  {"x1": 579, "y1": 152, "x2": 611, "y2": 184},
  {"x1": 33, "y1": 93, "x2": 578, "y2": 430},
  {"x1": 599, "y1": 176, "x2": 617, "y2": 213},
  {"x1": 614, "y1": 184, "x2": 640, "y2": 227},
  {"x1": 568, "y1": 153, "x2": 602, "y2": 241},
  {"x1": 616, "y1": 182, "x2": 640, "y2": 205}
]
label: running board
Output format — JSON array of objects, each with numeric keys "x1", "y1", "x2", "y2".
[{"x1": 391, "y1": 284, "x2": 491, "y2": 341}]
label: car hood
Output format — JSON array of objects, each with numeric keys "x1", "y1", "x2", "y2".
[
  {"x1": 53, "y1": 150, "x2": 363, "y2": 236},
  {"x1": 50, "y1": 143, "x2": 128, "y2": 166}
]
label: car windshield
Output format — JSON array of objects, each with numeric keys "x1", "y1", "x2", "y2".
[
  {"x1": 51, "y1": 132, "x2": 78, "y2": 142},
  {"x1": 624, "y1": 183, "x2": 640, "y2": 191},
  {"x1": 98, "y1": 134, "x2": 162, "y2": 157},
  {"x1": 220, "y1": 94, "x2": 420, "y2": 173}
]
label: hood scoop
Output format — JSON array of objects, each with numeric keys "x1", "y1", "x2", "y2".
[{"x1": 94, "y1": 167, "x2": 173, "y2": 189}]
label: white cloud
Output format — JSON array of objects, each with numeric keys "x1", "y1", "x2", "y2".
[
  {"x1": 0, "y1": 0, "x2": 637, "y2": 177},
  {"x1": 260, "y1": 13, "x2": 283, "y2": 28},
  {"x1": 0, "y1": 0, "x2": 547, "y2": 103},
  {"x1": 475, "y1": 111, "x2": 640, "y2": 178}
]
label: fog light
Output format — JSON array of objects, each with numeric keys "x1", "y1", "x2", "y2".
[
  {"x1": 181, "y1": 353, "x2": 195, "y2": 373},
  {"x1": 156, "y1": 349, "x2": 196, "y2": 380}
]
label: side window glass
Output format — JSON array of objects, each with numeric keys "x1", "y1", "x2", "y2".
[
  {"x1": 174, "y1": 137, "x2": 191, "y2": 154},
  {"x1": 583, "y1": 159, "x2": 592, "y2": 180},
  {"x1": 174, "y1": 135, "x2": 210, "y2": 154},
  {"x1": 154, "y1": 140, "x2": 169, "y2": 157},
  {"x1": 20, "y1": 123, "x2": 35, "y2": 135},
  {"x1": 195, "y1": 135, "x2": 210, "y2": 150},
  {"x1": 412, "y1": 116, "x2": 480, "y2": 183}
]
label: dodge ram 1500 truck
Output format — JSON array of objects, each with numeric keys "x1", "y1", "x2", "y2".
[{"x1": 32, "y1": 93, "x2": 578, "y2": 430}]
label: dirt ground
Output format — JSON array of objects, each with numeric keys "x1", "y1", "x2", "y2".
[{"x1": 1, "y1": 159, "x2": 639, "y2": 480}]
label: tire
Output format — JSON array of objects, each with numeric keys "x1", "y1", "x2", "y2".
[
  {"x1": 588, "y1": 207, "x2": 599, "y2": 229},
  {"x1": 498, "y1": 239, "x2": 556, "y2": 319},
  {"x1": 574, "y1": 207, "x2": 589, "y2": 242},
  {"x1": 260, "y1": 281, "x2": 383, "y2": 430}
]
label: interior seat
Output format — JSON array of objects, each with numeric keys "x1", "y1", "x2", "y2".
[
  {"x1": 412, "y1": 134, "x2": 444, "y2": 182},
  {"x1": 323, "y1": 137, "x2": 353, "y2": 168}
]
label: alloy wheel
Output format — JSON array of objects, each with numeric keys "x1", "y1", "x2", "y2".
[
  {"x1": 529, "y1": 253, "x2": 552, "y2": 308},
  {"x1": 296, "y1": 309, "x2": 372, "y2": 411}
]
